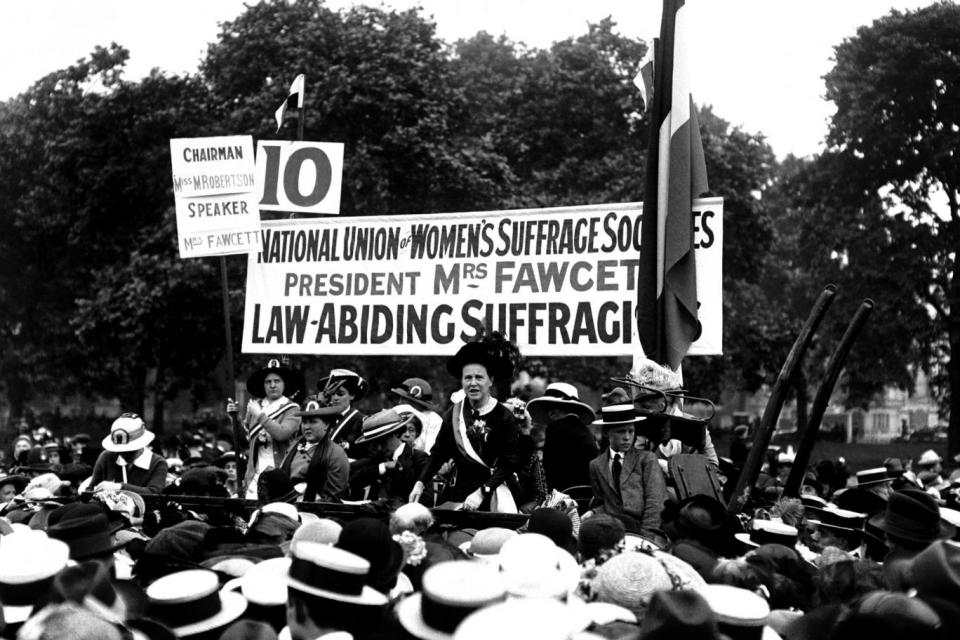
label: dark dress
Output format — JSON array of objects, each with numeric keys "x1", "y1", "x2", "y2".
[
  {"x1": 418, "y1": 401, "x2": 521, "y2": 504},
  {"x1": 542, "y1": 413, "x2": 599, "y2": 491}
]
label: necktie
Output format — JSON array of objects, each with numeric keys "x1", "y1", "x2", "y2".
[{"x1": 612, "y1": 453, "x2": 622, "y2": 499}]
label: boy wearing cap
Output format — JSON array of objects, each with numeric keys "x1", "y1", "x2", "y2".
[
  {"x1": 90, "y1": 413, "x2": 168, "y2": 494},
  {"x1": 587, "y1": 405, "x2": 667, "y2": 546}
]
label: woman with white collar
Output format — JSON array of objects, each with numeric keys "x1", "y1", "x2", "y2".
[
  {"x1": 90, "y1": 413, "x2": 168, "y2": 494},
  {"x1": 409, "y1": 341, "x2": 521, "y2": 512},
  {"x1": 230, "y1": 359, "x2": 303, "y2": 499}
]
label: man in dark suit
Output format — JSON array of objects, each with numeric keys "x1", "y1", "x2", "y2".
[
  {"x1": 350, "y1": 409, "x2": 433, "y2": 509},
  {"x1": 588, "y1": 404, "x2": 667, "y2": 546},
  {"x1": 530, "y1": 382, "x2": 598, "y2": 492}
]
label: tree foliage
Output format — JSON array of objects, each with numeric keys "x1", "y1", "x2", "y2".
[{"x1": 820, "y1": 2, "x2": 960, "y2": 454}]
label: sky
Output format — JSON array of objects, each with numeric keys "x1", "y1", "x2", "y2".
[{"x1": 0, "y1": 0, "x2": 935, "y2": 158}]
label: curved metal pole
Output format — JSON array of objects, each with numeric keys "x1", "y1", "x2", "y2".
[
  {"x1": 726, "y1": 284, "x2": 838, "y2": 514},
  {"x1": 783, "y1": 299, "x2": 874, "y2": 497}
]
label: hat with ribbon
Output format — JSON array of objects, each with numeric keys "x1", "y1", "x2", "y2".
[
  {"x1": 146, "y1": 569, "x2": 248, "y2": 638},
  {"x1": 458, "y1": 527, "x2": 518, "y2": 561},
  {"x1": 697, "y1": 584, "x2": 771, "y2": 640},
  {"x1": 592, "y1": 404, "x2": 646, "y2": 429},
  {"x1": 47, "y1": 509, "x2": 126, "y2": 561},
  {"x1": 527, "y1": 382, "x2": 596, "y2": 426},
  {"x1": 391, "y1": 378, "x2": 438, "y2": 412},
  {"x1": 806, "y1": 507, "x2": 867, "y2": 542},
  {"x1": 446, "y1": 341, "x2": 513, "y2": 381},
  {"x1": 287, "y1": 540, "x2": 388, "y2": 606},
  {"x1": 0, "y1": 474, "x2": 28, "y2": 495},
  {"x1": 855, "y1": 468, "x2": 894, "y2": 487},
  {"x1": 735, "y1": 520, "x2": 800, "y2": 549},
  {"x1": 868, "y1": 488, "x2": 955, "y2": 545},
  {"x1": 0, "y1": 530, "x2": 71, "y2": 623},
  {"x1": 396, "y1": 561, "x2": 506, "y2": 640},
  {"x1": 355, "y1": 408, "x2": 415, "y2": 445},
  {"x1": 102, "y1": 413, "x2": 154, "y2": 453},
  {"x1": 591, "y1": 550, "x2": 705, "y2": 616},
  {"x1": 48, "y1": 559, "x2": 148, "y2": 623},
  {"x1": 245, "y1": 358, "x2": 303, "y2": 399},
  {"x1": 317, "y1": 368, "x2": 368, "y2": 400},
  {"x1": 296, "y1": 396, "x2": 343, "y2": 419}
]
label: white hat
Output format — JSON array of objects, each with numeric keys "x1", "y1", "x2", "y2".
[
  {"x1": 918, "y1": 449, "x2": 943, "y2": 466},
  {"x1": 146, "y1": 569, "x2": 247, "y2": 637},
  {"x1": 287, "y1": 541, "x2": 388, "y2": 606},
  {"x1": 396, "y1": 561, "x2": 505, "y2": 640},
  {"x1": 734, "y1": 520, "x2": 799, "y2": 549},
  {"x1": 497, "y1": 533, "x2": 581, "y2": 599},
  {"x1": 0, "y1": 531, "x2": 70, "y2": 623},
  {"x1": 527, "y1": 383, "x2": 596, "y2": 426},
  {"x1": 223, "y1": 557, "x2": 291, "y2": 607},
  {"x1": 453, "y1": 598, "x2": 584, "y2": 640},
  {"x1": 102, "y1": 413, "x2": 154, "y2": 453},
  {"x1": 698, "y1": 584, "x2": 780, "y2": 639}
]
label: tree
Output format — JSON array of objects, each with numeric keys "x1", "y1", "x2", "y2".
[
  {"x1": 823, "y1": 3, "x2": 960, "y2": 455},
  {"x1": 0, "y1": 46, "x2": 225, "y2": 425}
]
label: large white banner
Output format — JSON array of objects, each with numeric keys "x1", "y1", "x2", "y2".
[
  {"x1": 242, "y1": 199, "x2": 723, "y2": 356},
  {"x1": 170, "y1": 135, "x2": 261, "y2": 258}
]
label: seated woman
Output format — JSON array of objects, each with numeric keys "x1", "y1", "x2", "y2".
[
  {"x1": 279, "y1": 398, "x2": 349, "y2": 502},
  {"x1": 91, "y1": 413, "x2": 168, "y2": 494}
]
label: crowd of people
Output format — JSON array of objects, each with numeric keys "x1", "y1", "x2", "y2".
[{"x1": 0, "y1": 338, "x2": 957, "y2": 639}]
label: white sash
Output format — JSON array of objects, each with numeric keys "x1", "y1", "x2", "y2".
[
  {"x1": 330, "y1": 408, "x2": 359, "y2": 442},
  {"x1": 453, "y1": 401, "x2": 488, "y2": 468}
]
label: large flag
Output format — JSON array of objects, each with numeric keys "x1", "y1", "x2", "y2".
[
  {"x1": 635, "y1": 0, "x2": 709, "y2": 372},
  {"x1": 275, "y1": 74, "x2": 305, "y2": 133}
]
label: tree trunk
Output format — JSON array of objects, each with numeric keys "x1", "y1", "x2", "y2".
[{"x1": 794, "y1": 372, "x2": 809, "y2": 434}]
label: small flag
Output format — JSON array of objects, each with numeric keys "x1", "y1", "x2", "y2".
[
  {"x1": 275, "y1": 74, "x2": 305, "y2": 133},
  {"x1": 635, "y1": 0, "x2": 709, "y2": 372},
  {"x1": 634, "y1": 52, "x2": 654, "y2": 112}
]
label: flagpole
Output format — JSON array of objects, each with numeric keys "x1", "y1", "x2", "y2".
[{"x1": 296, "y1": 104, "x2": 305, "y2": 141}]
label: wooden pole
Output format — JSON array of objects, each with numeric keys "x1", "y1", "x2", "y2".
[
  {"x1": 783, "y1": 299, "x2": 874, "y2": 497},
  {"x1": 726, "y1": 284, "x2": 837, "y2": 514}
]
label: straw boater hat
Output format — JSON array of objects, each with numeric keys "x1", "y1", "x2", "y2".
[
  {"x1": 446, "y1": 341, "x2": 512, "y2": 380},
  {"x1": 317, "y1": 368, "x2": 368, "y2": 399},
  {"x1": 245, "y1": 358, "x2": 303, "y2": 398},
  {"x1": 286, "y1": 540, "x2": 388, "y2": 606},
  {"x1": 355, "y1": 408, "x2": 415, "y2": 445},
  {"x1": 592, "y1": 404, "x2": 646, "y2": 429},
  {"x1": 458, "y1": 527, "x2": 518, "y2": 562},
  {"x1": 454, "y1": 597, "x2": 584, "y2": 640},
  {"x1": 396, "y1": 561, "x2": 507, "y2": 640},
  {"x1": 697, "y1": 584, "x2": 775, "y2": 640},
  {"x1": 146, "y1": 569, "x2": 248, "y2": 638},
  {"x1": 102, "y1": 413, "x2": 154, "y2": 453},
  {"x1": 855, "y1": 467, "x2": 893, "y2": 487},
  {"x1": 391, "y1": 378, "x2": 439, "y2": 412},
  {"x1": 0, "y1": 531, "x2": 71, "y2": 623},
  {"x1": 496, "y1": 533, "x2": 581, "y2": 600},
  {"x1": 527, "y1": 382, "x2": 596, "y2": 426},
  {"x1": 735, "y1": 520, "x2": 800, "y2": 549}
]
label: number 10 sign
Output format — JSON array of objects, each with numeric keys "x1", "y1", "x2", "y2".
[{"x1": 256, "y1": 141, "x2": 344, "y2": 215}]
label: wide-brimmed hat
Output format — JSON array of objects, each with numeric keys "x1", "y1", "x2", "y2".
[
  {"x1": 446, "y1": 341, "x2": 512, "y2": 381},
  {"x1": 335, "y1": 517, "x2": 405, "y2": 595},
  {"x1": 245, "y1": 358, "x2": 303, "y2": 399},
  {"x1": 698, "y1": 584, "x2": 771, "y2": 639},
  {"x1": 47, "y1": 510, "x2": 126, "y2": 560},
  {"x1": 592, "y1": 404, "x2": 646, "y2": 429},
  {"x1": 355, "y1": 408, "x2": 415, "y2": 445},
  {"x1": 396, "y1": 561, "x2": 506, "y2": 640},
  {"x1": 48, "y1": 559, "x2": 148, "y2": 622},
  {"x1": 287, "y1": 540, "x2": 388, "y2": 606},
  {"x1": 295, "y1": 397, "x2": 343, "y2": 419},
  {"x1": 735, "y1": 520, "x2": 799, "y2": 549},
  {"x1": 527, "y1": 508, "x2": 578, "y2": 556},
  {"x1": 0, "y1": 530, "x2": 71, "y2": 623},
  {"x1": 806, "y1": 507, "x2": 866, "y2": 544},
  {"x1": 147, "y1": 569, "x2": 248, "y2": 637},
  {"x1": 855, "y1": 467, "x2": 893, "y2": 487},
  {"x1": 453, "y1": 597, "x2": 584, "y2": 640},
  {"x1": 317, "y1": 368, "x2": 368, "y2": 399},
  {"x1": 497, "y1": 533, "x2": 580, "y2": 599},
  {"x1": 918, "y1": 449, "x2": 943, "y2": 467},
  {"x1": 458, "y1": 527, "x2": 518, "y2": 561},
  {"x1": 527, "y1": 382, "x2": 596, "y2": 426},
  {"x1": 591, "y1": 550, "x2": 705, "y2": 616},
  {"x1": 868, "y1": 488, "x2": 955, "y2": 545},
  {"x1": 391, "y1": 378, "x2": 439, "y2": 412},
  {"x1": 0, "y1": 474, "x2": 28, "y2": 494},
  {"x1": 102, "y1": 413, "x2": 155, "y2": 453},
  {"x1": 641, "y1": 589, "x2": 726, "y2": 640},
  {"x1": 671, "y1": 495, "x2": 738, "y2": 553},
  {"x1": 623, "y1": 357, "x2": 686, "y2": 394}
]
